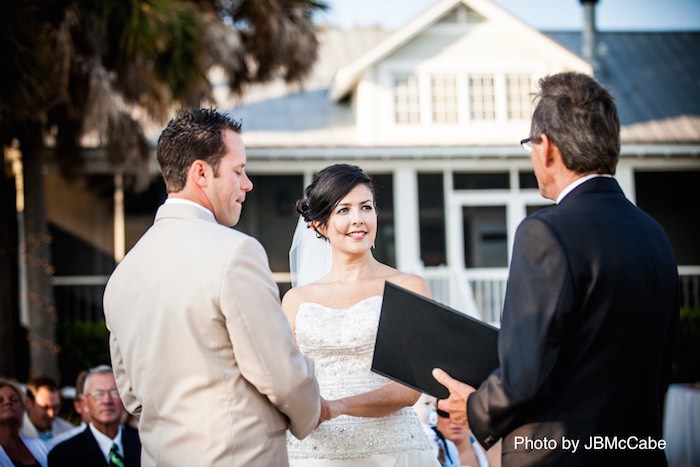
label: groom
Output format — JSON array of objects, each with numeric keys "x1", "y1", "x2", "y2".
[
  {"x1": 434, "y1": 72, "x2": 678, "y2": 466},
  {"x1": 104, "y1": 108, "x2": 326, "y2": 466}
]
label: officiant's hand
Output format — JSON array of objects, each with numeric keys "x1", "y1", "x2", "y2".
[{"x1": 432, "y1": 368, "x2": 476, "y2": 427}]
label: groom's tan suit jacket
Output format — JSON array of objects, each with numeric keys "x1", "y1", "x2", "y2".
[{"x1": 104, "y1": 203, "x2": 320, "y2": 466}]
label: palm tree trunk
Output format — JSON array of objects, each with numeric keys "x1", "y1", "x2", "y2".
[
  {"x1": 20, "y1": 134, "x2": 59, "y2": 380},
  {"x1": 0, "y1": 166, "x2": 17, "y2": 377}
]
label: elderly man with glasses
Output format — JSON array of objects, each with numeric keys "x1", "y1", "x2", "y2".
[
  {"x1": 48, "y1": 365, "x2": 141, "y2": 467},
  {"x1": 434, "y1": 72, "x2": 678, "y2": 467}
]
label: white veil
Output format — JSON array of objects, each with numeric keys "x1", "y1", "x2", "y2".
[{"x1": 289, "y1": 216, "x2": 332, "y2": 287}]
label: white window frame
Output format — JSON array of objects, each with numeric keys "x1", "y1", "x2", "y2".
[
  {"x1": 388, "y1": 70, "x2": 534, "y2": 126},
  {"x1": 392, "y1": 73, "x2": 421, "y2": 124}
]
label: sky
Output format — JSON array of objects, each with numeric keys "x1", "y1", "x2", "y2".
[{"x1": 318, "y1": 0, "x2": 700, "y2": 31}]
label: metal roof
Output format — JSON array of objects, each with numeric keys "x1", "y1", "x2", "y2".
[
  {"x1": 230, "y1": 28, "x2": 700, "y2": 146},
  {"x1": 548, "y1": 31, "x2": 700, "y2": 143}
]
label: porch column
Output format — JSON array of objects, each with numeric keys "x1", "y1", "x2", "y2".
[
  {"x1": 392, "y1": 168, "x2": 422, "y2": 273},
  {"x1": 615, "y1": 165, "x2": 636, "y2": 203},
  {"x1": 6, "y1": 145, "x2": 29, "y2": 326},
  {"x1": 444, "y1": 170, "x2": 464, "y2": 270},
  {"x1": 113, "y1": 171, "x2": 125, "y2": 262}
]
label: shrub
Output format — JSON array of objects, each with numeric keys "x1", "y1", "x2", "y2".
[
  {"x1": 671, "y1": 308, "x2": 700, "y2": 384},
  {"x1": 56, "y1": 321, "x2": 110, "y2": 388}
]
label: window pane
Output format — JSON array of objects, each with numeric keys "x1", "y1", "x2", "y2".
[
  {"x1": 431, "y1": 74, "x2": 458, "y2": 123},
  {"x1": 50, "y1": 174, "x2": 120, "y2": 276},
  {"x1": 469, "y1": 74, "x2": 495, "y2": 121},
  {"x1": 123, "y1": 176, "x2": 167, "y2": 252},
  {"x1": 453, "y1": 172, "x2": 509, "y2": 190},
  {"x1": 635, "y1": 170, "x2": 700, "y2": 265},
  {"x1": 526, "y1": 204, "x2": 551, "y2": 216},
  {"x1": 235, "y1": 175, "x2": 303, "y2": 272},
  {"x1": 518, "y1": 171, "x2": 538, "y2": 189},
  {"x1": 506, "y1": 73, "x2": 533, "y2": 120},
  {"x1": 462, "y1": 206, "x2": 508, "y2": 267},
  {"x1": 393, "y1": 74, "x2": 420, "y2": 124},
  {"x1": 372, "y1": 174, "x2": 396, "y2": 268},
  {"x1": 418, "y1": 173, "x2": 446, "y2": 266},
  {"x1": 439, "y1": 4, "x2": 482, "y2": 24}
]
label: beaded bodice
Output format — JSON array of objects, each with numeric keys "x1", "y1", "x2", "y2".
[{"x1": 287, "y1": 296, "x2": 430, "y2": 459}]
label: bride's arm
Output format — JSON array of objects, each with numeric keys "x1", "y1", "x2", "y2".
[
  {"x1": 281, "y1": 288, "x2": 303, "y2": 343},
  {"x1": 327, "y1": 382, "x2": 421, "y2": 419},
  {"x1": 327, "y1": 272, "x2": 430, "y2": 419}
]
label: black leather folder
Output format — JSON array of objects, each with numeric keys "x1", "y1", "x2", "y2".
[{"x1": 371, "y1": 282, "x2": 500, "y2": 399}]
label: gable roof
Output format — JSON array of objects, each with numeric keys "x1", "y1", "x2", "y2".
[
  {"x1": 230, "y1": 28, "x2": 700, "y2": 148},
  {"x1": 227, "y1": 0, "x2": 700, "y2": 149},
  {"x1": 329, "y1": 0, "x2": 590, "y2": 101}
]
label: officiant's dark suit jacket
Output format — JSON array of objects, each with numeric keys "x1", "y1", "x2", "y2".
[
  {"x1": 48, "y1": 425, "x2": 141, "y2": 467},
  {"x1": 468, "y1": 177, "x2": 679, "y2": 467}
]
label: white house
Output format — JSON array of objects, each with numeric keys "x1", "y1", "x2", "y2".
[
  {"x1": 221, "y1": 0, "x2": 700, "y2": 323},
  {"x1": 47, "y1": 0, "x2": 700, "y2": 325}
]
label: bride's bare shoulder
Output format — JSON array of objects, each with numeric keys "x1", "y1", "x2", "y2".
[
  {"x1": 384, "y1": 271, "x2": 431, "y2": 298},
  {"x1": 282, "y1": 286, "x2": 308, "y2": 314},
  {"x1": 282, "y1": 283, "x2": 326, "y2": 312}
]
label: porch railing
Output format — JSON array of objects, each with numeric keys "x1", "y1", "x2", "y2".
[
  {"x1": 423, "y1": 265, "x2": 700, "y2": 327},
  {"x1": 51, "y1": 266, "x2": 700, "y2": 324}
]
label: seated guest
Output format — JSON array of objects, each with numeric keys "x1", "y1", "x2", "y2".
[
  {"x1": 0, "y1": 378, "x2": 48, "y2": 467},
  {"x1": 48, "y1": 366, "x2": 140, "y2": 467},
  {"x1": 47, "y1": 371, "x2": 91, "y2": 449},
  {"x1": 436, "y1": 407, "x2": 501, "y2": 467},
  {"x1": 413, "y1": 394, "x2": 460, "y2": 467},
  {"x1": 21, "y1": 376, "x2": 74, "y2": 441}
]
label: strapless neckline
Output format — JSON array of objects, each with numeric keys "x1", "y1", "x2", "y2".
[
  {"x1": 299, "y1": 295, "x2": 382, "y2": 311},
  {"x1": 288, "y1": 293, "x2": 431, "y2": 460}
]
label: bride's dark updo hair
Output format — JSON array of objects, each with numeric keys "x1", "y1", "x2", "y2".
[{"x1": 296, "y1": 164, "x2": 376, "y2": 229}]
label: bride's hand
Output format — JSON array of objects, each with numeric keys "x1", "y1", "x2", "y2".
[
  {"x1": 317, "y1": 397, "x2": 347, "y2": 425},
  {"x1": 326, "y1": 399, "x2": 347, "y2": 420}
]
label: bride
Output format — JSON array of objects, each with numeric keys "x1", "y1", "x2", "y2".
[{"x1": 283, "y1": 164, "x2": 439, "y2": 466}]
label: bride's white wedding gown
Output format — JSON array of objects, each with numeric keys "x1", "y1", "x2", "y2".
[{"x1": 287, "y1": 296, "x2": 440, "y2": 466}]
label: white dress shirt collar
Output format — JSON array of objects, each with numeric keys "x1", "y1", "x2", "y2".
[
  {"x1": 88, "y1": 423, "x2": 123, "y2": 463},
  {"x1": 164, "y1": 197, "x2": 214, "y2": 219},
  {"x1": 556, "y1": 173, "x2": 613, "y2": 204}
]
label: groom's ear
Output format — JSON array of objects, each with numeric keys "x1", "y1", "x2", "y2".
[{"x1": 190, "y1": 160, "x2": 210, "y2": 187}]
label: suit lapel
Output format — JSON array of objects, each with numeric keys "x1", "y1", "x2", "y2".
[
  {"x1": 79, "y1": 427, "x2": 111, "y2": 466},
  {"x1": 122, "y1": 426, "x2": 142, "y2": 466}
]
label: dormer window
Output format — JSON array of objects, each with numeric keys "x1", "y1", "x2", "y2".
[
  {"x1": 507, "y1": 74, "x2": 533, "y2": 120},
  {"x1": 469, "y1": 74, "x2": 496, "y2": 121},
  {"x1": 439, "y1": 4, "x2": 483, "y2": 25},
  {"x1": 391, "y1": 71, "x2": 532, "y2": 125},
  {"x1": 431, "y1": 74, "x2": 459, "y2": 123},
  {"x1": 393, "y1": 74, "x2": 420, "y2": 124}
]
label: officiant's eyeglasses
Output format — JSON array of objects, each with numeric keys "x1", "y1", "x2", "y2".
[
  {"x1": 520, "y1": 137, "x2": 534, "y2": 152},
  {"x1": 521, "y1": 133, "x2": 544, "y2": 152},
  {"x1": 436, "y1": 409, "x2": 450, "y2": 418}
]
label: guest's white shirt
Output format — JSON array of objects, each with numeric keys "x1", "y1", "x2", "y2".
[
  {"x1": 0, "y1": 436, "x2": 48, "y2": 467},
  {"x1": 88, "y1": 423, "x2": 123, "y2": 464},
  {"x1": 20, "y1": 413, "x2": 74, "y2": 442}
]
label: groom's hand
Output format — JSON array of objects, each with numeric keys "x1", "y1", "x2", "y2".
[
  {"x1": 432, "y1": 368, "x2": 476, "y2": 427},
  {"x1": 317, "y1": 396, "x2": 331, "y2": 426}
]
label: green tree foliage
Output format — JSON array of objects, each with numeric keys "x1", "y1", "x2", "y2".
[{"x1": 0, "y1": 0, "x2": 327, "y2": 380}]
